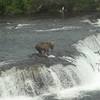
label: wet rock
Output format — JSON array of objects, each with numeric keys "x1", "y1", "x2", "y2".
[{"x1": 0, "y1": 53, "x2": 70, "y2": 71}]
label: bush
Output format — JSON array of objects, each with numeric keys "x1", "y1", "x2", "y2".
[{"x1": 0, "y1": 0, "x2": 99, "y2": 16}]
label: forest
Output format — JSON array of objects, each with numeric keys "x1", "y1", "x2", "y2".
[{"x1": 0, "y1": 0, "x2": 100, "y2": 16}]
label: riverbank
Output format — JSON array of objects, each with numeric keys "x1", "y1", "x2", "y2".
[
  {"x1": 0, "y1": 0, "x2": 99, "y2": 17},
  {"x1": 0, "y1": 11, "x2": 100, "y2": 21}
]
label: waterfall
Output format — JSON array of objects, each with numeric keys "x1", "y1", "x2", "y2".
[
  {"x1": 0, "y1": 64, "x2": 79, "y2": 97},
  {"x1": 1, "y1": 34, "x2": 100, "y2": 99}
]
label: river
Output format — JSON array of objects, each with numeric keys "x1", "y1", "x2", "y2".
[{"x1": 0, "y1": 15, "x2": 100, "y2": 100}]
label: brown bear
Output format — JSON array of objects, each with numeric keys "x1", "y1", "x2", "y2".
[{"x1": 35, "y1": 41, "x2": 54, "y2": 56}]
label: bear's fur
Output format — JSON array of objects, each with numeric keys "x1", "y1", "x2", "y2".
[{"x1": 35, "y1": 41, "x2": 54, "y2": 56}]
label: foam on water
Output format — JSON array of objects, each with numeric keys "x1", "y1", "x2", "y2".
[
  {"x1": 6, "y1": 24, "x2": 31, "y2": 30},
  {"x1": 81, "y1": 19, "x2": 100, "y2": 27},
  {"x1": 48, "y1": 55, "x2": 55, "y2": 58},
  {"x1": 0, "y1": 96, "x2": 44, "y2": 100},
  {"x1": 81, "y1": 19, "x2": 93, "y2": 24},
  {"x1": 34, "y1": 26, "x2": 81, "y2": 32},
  {"x1": 0, "y1": 96, "x2": 33, "y2": 100},
  {"x1": 15, "y1": 24, "x2": 30, "y2": 29},
  {"x1": 91, "y1": 19, "x2": 100, "y2": 27},
  {"x1": 0, "y1": 60, "x2": 15, "y2": 66}
]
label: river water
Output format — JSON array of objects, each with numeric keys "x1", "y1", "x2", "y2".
[{"x1": 0, "y1": 16, "x2": 100, "y2": 100}]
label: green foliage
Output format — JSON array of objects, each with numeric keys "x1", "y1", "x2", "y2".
[
  {"x1": 0, "y1": 0, "x2": 99, "y2": 15},
  {"x1": 0, "y1": 0, "x2": 6, "y2": 14},
  {"x1": 73, "y1": 0, "x2": 96, "y2": 12}
]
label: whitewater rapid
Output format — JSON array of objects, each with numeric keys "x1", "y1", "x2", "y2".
[{"x1": 1, "y1": 33, "x2": 100, "y2": 100}]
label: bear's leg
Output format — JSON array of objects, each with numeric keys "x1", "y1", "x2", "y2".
[
  {"x1": 38, "y1": 49, "x2": 42, "y2": 55},
  {"x1": 46, "y1": 49, "x2": 49, "y2": 55},
  {"x1": 44, "y1": 49, "x2": 49, "y2": 56},
  {"x1": 41, "y1": 49, "x2": 47, "y2": 56}
]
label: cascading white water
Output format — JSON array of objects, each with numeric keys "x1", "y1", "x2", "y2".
[
  {"x1": 0, "y1": 64, "x2": 79, "y2": 97},
  {"x1": 1, "y1": 34, "x2": 100, "y2": 100},
  {"x1": 73, "y1": 34, "x2": 100, "y2": 84}
]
